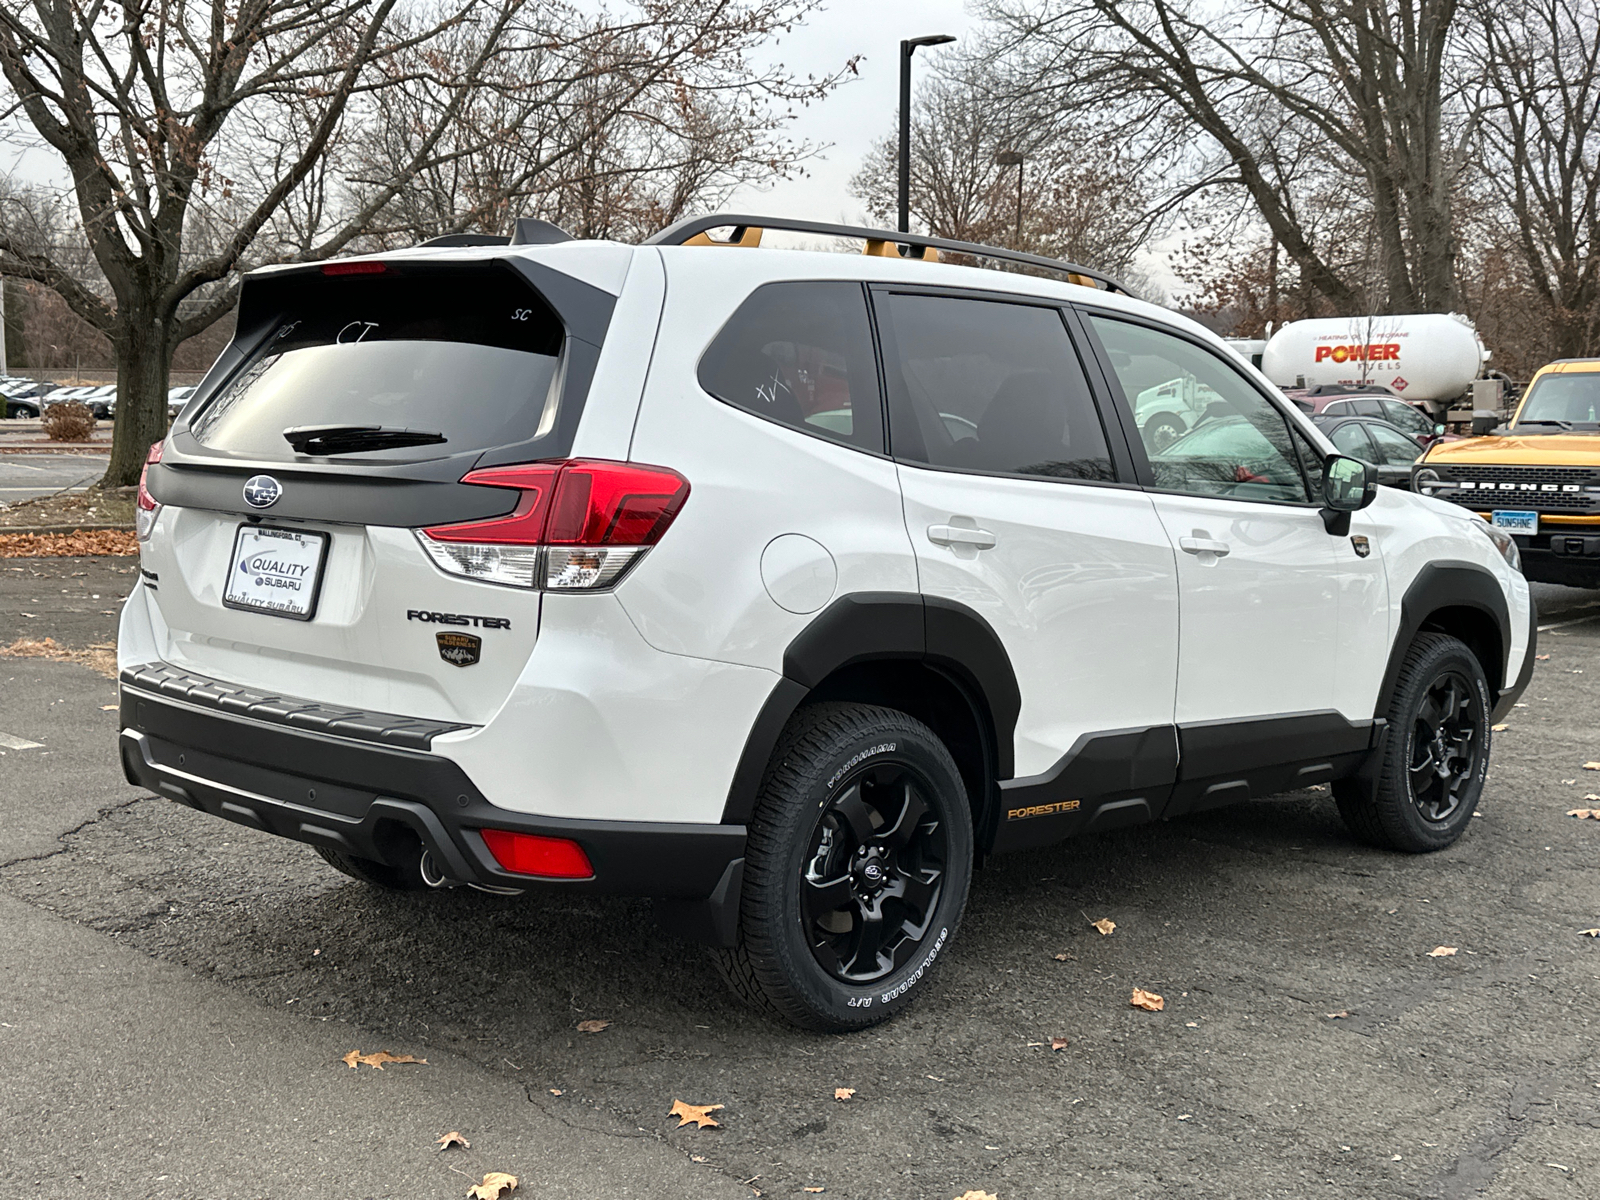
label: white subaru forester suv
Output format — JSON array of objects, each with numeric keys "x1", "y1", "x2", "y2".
[{"x1": 120, "y1": 215, "x2": 1535, "y2": 1031}]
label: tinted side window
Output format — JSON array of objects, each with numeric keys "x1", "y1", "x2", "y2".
[
  {"x1": 1350, "y1": 397, "x2": 1385, "y2": 417},
  {"x1": 697, "y1": 282, "x2": 882, "y2": 452},
  {"x1": 878, "y1": 293, "x2": 1114, "y2": 481},
  {"x1": 1381, "y1": 399, "x2": 1430, "y2": 435},
  {"x1": 1330, "y1": 422, "x2": 1376, "y2": 460},
  {"x1": 1368, "y1": 421, "x2": 1422, "y2": 465},
  {"x1": 1089, "y1": 315, "x2": 1312, "y2": 503}
]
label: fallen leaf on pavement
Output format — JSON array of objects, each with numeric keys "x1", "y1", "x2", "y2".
[
  {"x1": 1052, "y1": 952, "x2": 1074, "y2": 961},
  {"x1": 691, "y1": 1155, "x2": 708, "y2": 1163},
  {"x1": 669, "y1": 1099, "x2": 723, "y2": 1129},
  {"x1": 805, "y1": 1189, "x2": 825, "y2": 1194},
  {"x1": 436, "y1": 1131, "x2": 470, "y2": 1151},
  {"x1": 1585, "y1": 762, "x2": 1600, "y2": 771},
  {"x1": 576, "y1": 1019, "x2": 611, "y2": 1033},
  {"x1": 1130, "y1": 988, "x2": 1164, "y2": 1011},
  {"x1": 99, "y1": 704, "x2": 116, "y2": 710},
  {"x1": 1537, "y1": 654, "x2": 1550, "y2": 660},
  {"x1": 341, "y1": 1049, "x2": 427, "y2": 1069},
  {"x1": 466, "y1": 1172, "x2": 518, "y2": 1200},
  {"x1": 833, "y1": 1087, "x2": 855, "y2": 1101},
  {"x1": 954, "y1": 1192, "x2": 999, "y2": 1200},
  {"x1": 547, "y1": 1088, "x2": 562, "y2": 1096},
  {"x1": 0, "y1": 530, "x2": 137, "y2": 558},
  {"x1": 1427, "y1": 946, "x2": 1458, "y2": 957},
  {"x1": 1568, "y1": 809, "x2": 1600, "y2": 819},
  {"x1": 1492, "y1": 723, "x2": 1508, "y2": 732},
  {"x1": 1327, "y1": 1011, "x2": 1350, "y2": 1019},
  {"x1": 1091, "y1": 918, "x2": 1116, "y2": 936},
  {"x1": 1051, "y1": 1037, "x2": 1069, "y2": 1051},
  {"x1": 1581, "y1": 929, "x2": 1600, "y2": 937}
]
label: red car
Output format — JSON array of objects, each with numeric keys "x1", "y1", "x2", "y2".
[{"x1": 1281, "y1": 384, "x2": 1446, "y2": 448}]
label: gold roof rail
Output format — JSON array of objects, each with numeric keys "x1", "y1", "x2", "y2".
[{"x1": 645, "y1": 213, "x2": 1133, "y2": 296}]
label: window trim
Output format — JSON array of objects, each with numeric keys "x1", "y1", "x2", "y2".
[
  {"x1": 693, "y1": 279, "x2": 889, "y2": 458},
  {"x1": 1074, "y1": 304, "x2": 1328, "y2": 509},
  {"x1": 867, "y1": 282, "x2": 1139, "y2": 489}
]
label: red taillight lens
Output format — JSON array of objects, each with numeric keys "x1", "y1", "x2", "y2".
[
  {"x1": 545, "y1": 460, "x2": 691, "y2": 546},
  {"x1": 479, "y1": 829, "x2": 594, "y2": 879},
  {"x1": 321, "y1": 260, "x2": 389, "y2": 276},
  {"x1": 422, "y1": 465, "x2": 560, "y2": 545},
  {"x1": 136, "y1": 440, "x2": 163, "y2": 513},
  {"x1": 416, "y1": 459, "x2": 689, "y2": 590}
]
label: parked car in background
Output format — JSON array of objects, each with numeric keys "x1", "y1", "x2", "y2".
[
  {"x1": 1, "y1": 377, "x2": 46, "y2": 418},
  {"x1": 1312, "y1": 414, "x2": 1425, "y2": 487},
  {"x1": 1413, "y1": 356, "x2": 1600, "y2": 589},
  {"x1": 167, "y1": 386, "x2": 196, "y2": 420}
]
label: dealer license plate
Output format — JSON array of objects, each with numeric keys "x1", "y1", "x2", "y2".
[
  {"x1": 1491, "y1": 509, "x2": 1539, "y2": 535},
  {"x1": 222, "y1": 525, "x2": 329, "y2": 620}
]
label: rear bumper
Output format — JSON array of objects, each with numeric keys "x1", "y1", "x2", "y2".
[{"x1": 118, "y1": 674, "x2": 745, "y2": 903}]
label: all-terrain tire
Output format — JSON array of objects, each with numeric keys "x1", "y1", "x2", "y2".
[
  {"x1": 714, "y1": 702, "x2": 973, "y2": 1031},
  {"x1": 315, "y1": 845, "x2": 428, "y2": 891},
  {"x1": 1334, "y1": 632, "x2": 1491, "y2": 853}
]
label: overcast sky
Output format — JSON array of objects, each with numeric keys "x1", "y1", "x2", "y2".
[{"x1": 721, "y1": 0, "x2": 979, "y2": 225}]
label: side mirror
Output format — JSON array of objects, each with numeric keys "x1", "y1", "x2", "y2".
[
  {"x1": 1434, "y1": 423, "x2": 1446, "y2": 435},
  {"x1": 1471, "y1": 412, "x2": 1499, "y2": 436},
  {"x1": 1320, "y1": 454, "x2": 1376, "y2": 535}
]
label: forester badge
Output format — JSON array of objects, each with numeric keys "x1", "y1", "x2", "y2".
[{"x1": 436, "y1": 631, "x2": 482, "y2": 667}]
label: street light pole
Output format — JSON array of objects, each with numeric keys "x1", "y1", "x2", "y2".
[
  {"x1": 995, "y1": 150, "x2": 1025, "y2": 247},
  {"x1": 899, "y1": 34, "x2": 956, "y2": 235}
]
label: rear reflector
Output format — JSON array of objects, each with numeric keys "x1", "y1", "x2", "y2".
[
  {"x1": 321, "y1": 260, "x2": 389, "y2": 276},
  {"x1": 417, "y1": 459, "x2": 688, "y2": 590},
  {"x1": 479, "y1": 829, "x2": 594, "y2": 879}
]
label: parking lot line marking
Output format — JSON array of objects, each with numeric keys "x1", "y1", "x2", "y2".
[{"x1": 0, "y1": 731, "x2": 44, "y2": 750}]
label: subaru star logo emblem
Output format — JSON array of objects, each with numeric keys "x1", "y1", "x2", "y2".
[{"x1": 242, "y1": 475, "x2": 282, "y2": 509}]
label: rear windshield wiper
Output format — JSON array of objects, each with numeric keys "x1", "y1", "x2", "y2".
[{"x1": 283, "y1": 425, "x2": 447, "y2": 455}]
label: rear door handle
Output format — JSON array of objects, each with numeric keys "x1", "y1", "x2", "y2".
[
  {"x1": 1179, "y1": 536, "x2": 1231, "y2": 557},
  {"x1": 928, "y1": 523, "x2": 997, "y2": 550}
]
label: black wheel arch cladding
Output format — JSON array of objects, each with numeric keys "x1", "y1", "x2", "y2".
[
  {"x1": 720, "y1": 592, "x2": 1020, "y2": 824},
  {"x1": 1374, "y1": 561, "x2": 1516, "y2": 717}
]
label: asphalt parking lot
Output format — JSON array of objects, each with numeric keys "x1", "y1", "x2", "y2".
[{"x1": 3, "y1": 559, "x2": 1599, "y2": 1199}]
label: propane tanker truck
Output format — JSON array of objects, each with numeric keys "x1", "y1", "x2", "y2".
[{"x1": 1259, "y1": 313, "x2": 1490, "y2": 411}]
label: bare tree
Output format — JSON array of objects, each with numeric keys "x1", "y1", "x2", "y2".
[
  {"x1": 848, "y1": 68, "x2": 1151, "y2": 277},
  {"x1": 0, "y1": 0, "x2": 853, "y2": 486},
  {"x1": 1476, "y1": 0, "x2": 1600, "y2": 358},
  {"x1": 979, "y1": 0, "x2": 1478, "y2": 314}
]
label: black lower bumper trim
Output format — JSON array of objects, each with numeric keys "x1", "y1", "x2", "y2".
[{"x1": 119, "y1": 684, "x2": 745, "y2": 899}]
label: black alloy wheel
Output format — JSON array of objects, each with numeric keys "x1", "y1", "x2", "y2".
[
  {"x1": 715, "y1": 702, "x2": 973, "y2": 1031},
  {"x1": 801, "y1": 761, "x2": 947, "y2": 984},
  {"x1": 1407, "y1": 668, "x2": 1482, "y2": 823},
  {"x1": 1334, "y1": 632, "x2": 1491, "y2": 853}
]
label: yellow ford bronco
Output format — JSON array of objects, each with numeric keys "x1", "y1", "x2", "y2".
[{"x1": 1413, "y1": 358, "x2": 1600, "y2": 589}]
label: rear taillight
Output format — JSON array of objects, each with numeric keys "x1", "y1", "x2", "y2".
[
  {"x1": 135, "y1": 441, "x2": 164, "y2": 542},
  {"x1": 479, "y1": 829, "x2": 594, "y2": 879},
  {"x1": 417, "y1": 459, "x2": 689, "y2": 590}
]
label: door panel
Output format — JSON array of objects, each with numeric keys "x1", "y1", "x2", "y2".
[
  {"x1": 896, "y1": 465, "x2": 1180, "y2": 775},
  {"x1": 872, "y1": 288, "x2": 1179, "y2": 784},
  {"x1": 1147, "y1": 494, "x2": 1340, "y2": 723}
]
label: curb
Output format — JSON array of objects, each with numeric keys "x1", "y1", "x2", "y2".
[{"x1": 0, "y1": 524, "x2": 135, "y2": 535}]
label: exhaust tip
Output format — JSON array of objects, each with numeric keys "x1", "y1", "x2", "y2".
[{"x1": 419, "y1": 849, "x2": 450, "y2": 888}]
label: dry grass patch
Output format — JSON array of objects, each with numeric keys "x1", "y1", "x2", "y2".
[{"x1": 0, "y1": 636, "x2": 117, "y2": 679}]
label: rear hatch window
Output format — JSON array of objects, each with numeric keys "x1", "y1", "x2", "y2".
[{"x1": 191, "y1": 266, "x2": 564, "y2": 463}]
